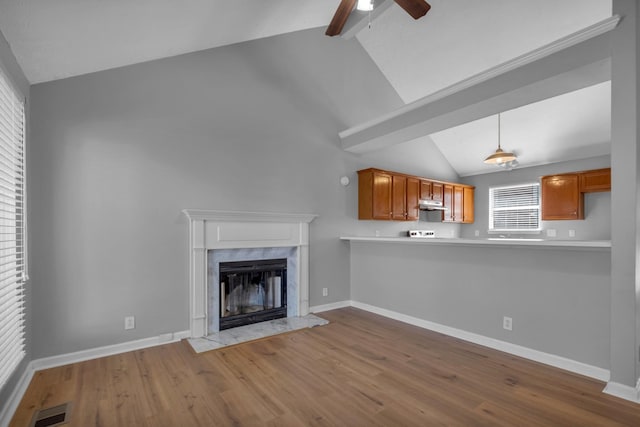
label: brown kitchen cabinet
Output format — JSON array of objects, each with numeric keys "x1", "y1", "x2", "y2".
[
  {"x1": 442, "y1": 184, "x2": 454, "y2": 222},
  {"x1": 420, "y1": 180, "x2": 444, "y2": 202},
  {"x1": 541, "y1": 167, "x2": 610, "y2": 220},
  {"x1": 358, "y1": 168, "x2": 473, "y2": 222},
  {"x1": 432, "y1": 182, "x2": 444, "y2": 202},
  {"x1": 463, "y1": 186, "x2": 475, "y2": 223},
  {"x1": 391, "y1": 174, "x2": 407, "y2": 220},
  {"x1": 406, "y1": 177, "x2": 420, "y2": 221},
  {"x1": 541, "y1": 174, "x2": 584, "y2": 220},
  {"x1": 443, "y1": 184, "x2": 474, "y2": 223},
  {"x1": 580, "y1": 168, "x2": 611, "y2": 192},
  {"x1": 358, "y1": 169, "x2": 392, "y2": 220},
  {"x1": 420, "y1": 180, "x2": 432, "y2": 200},
  {"x1": 358, "y1": 169, "x2": 419, "y2": 220}
]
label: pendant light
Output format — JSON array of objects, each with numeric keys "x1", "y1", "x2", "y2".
[{"x1": 484, "y1": 114, "x2": 517, "y2": 165}]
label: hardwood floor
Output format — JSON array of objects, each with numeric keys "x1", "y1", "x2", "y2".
[{"x1": 10, "y1": 307, "x2": 640, "y2": 426}]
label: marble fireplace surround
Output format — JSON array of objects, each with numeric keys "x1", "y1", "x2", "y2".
[{"x1": 183, "y1": 209, "x2": 317, "y2": 338}]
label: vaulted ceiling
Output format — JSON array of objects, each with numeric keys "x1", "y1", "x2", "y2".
[{"x1": 0, "y1": 0, "x2": 613, "y2": 176}]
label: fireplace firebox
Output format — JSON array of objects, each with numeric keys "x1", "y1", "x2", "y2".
[{"x1": 219, "y1": 258, "x2": 287, "y2": 330}]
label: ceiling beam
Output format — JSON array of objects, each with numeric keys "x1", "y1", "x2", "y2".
[{"x1": 341, "y1": 16, "x2": 619, "y2": 153}]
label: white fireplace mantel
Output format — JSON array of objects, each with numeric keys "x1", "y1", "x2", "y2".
[{"x1": 183, "y1": 209, "x2": 317, "y2": 338}]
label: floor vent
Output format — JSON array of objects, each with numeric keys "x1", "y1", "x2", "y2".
[{"x1": 29, "y1": 402, "x2": 71, "y2": 427}]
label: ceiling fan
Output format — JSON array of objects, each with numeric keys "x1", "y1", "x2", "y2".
[{"x1": 326, "y1": 0, "x2": 431, "y2": 37}]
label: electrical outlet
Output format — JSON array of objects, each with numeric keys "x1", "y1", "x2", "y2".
[
  {"x1": 503, "y1": 316, "x2": 513, "y2": 331},
  {"x1": 124, "y1": 316, "x2": 135, "y2": 330},
  {"x1": 322, "y1": 288, "x2": 328, "y2": 297},
  {"x1": 546, "y1": 229, "x2": 557, "y2": 237},
  {"x1": 474, "y1": 230, "x2": 480, "y2": 237},
  {"x1": 569, "y1": 229, "x2": 576, "y2": 238}
]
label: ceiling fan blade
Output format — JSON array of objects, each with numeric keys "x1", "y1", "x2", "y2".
[
  {"x1": 326, "y1": 0, "x2": 358, "y2": 36},
  {"x1": 393, "y1": 0, "x2": 431, "y2": 19}
]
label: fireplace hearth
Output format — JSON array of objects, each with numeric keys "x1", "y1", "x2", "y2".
[{"x1": 219, "y1": 258, "x2": 287, "y2": 330}]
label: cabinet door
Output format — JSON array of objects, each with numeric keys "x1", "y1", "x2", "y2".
[
  {"x1": 391, "y1": 175, "x2": 407, "y2": 221},
  {"x1": 453, "y1": 186, "x2": 464, "y2": 223},
  {"x1": 442, "y1": 184, "x2": 454, "y2": 222},
  {"x1": 580, "y1": 168, "x2": 611, "y2": 192},
  {"x1": 462, "y1": 187, "x2": 474, "y2": 223},
  {"x1": 371, "y1": 171, "x2": 393, "y2": 220},
  {"x1": 432, "y1": 182, "x2": 444, "y2": 202},
  {"x1": 541, "y1": 174, "x2": 584, "y2": 220},
  {"x1": 406, "y1": 178, "x2": 420, "y2": 220},
  {"x1": 420, "y1": 180, "x2": 432, "y2": 200}
]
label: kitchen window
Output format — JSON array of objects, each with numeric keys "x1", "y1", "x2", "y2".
[
  {"x1": 489, "y1": 183, "x2": 540, "y2": 233},
  {"x1": 0, "y1": 67, "x2": 26, "y2": 389}
]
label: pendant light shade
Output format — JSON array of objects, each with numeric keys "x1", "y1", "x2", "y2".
[
  {"x1": 484, "y1": 148, "x2": 517, "y2": 164},
  {"x1": 484, "y1": 114, "x2": 517, "y2": 165}
]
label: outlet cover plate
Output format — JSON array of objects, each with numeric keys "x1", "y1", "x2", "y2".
[
  {"x1": 503, "y1": 316, "x2": 513, "y2": 331},
  {"x1": 125, "y1": 316, "x2": 135, "y2": 330}
]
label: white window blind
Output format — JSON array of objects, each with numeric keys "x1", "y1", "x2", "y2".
[
  {"x1": 489, "y1": 183, "x2": 540, "y2": 232},
  {"x1": 0, "y1": 67, "x2": 26, "y2": 389}
]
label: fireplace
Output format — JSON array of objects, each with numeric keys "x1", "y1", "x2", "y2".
[
  {"x1": 183, "y1": 209, "x2": 317, "y2": 338},
  {"x1": 219, "y1": 258, "x2": 287, "y2": 330}
]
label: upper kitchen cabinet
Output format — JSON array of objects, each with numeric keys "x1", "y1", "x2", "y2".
[
  {"x1": 463, "y1": 186, "x2": 475, "y2": 223},
  {"x1": 357, "y1": 168, "x2": 473, "y2": 222},
  {"x1": 358, "y1": 169, "x2": 419, "y2": 221},
  {"x1": 580, "y1": 168, "x2": 611, "y2": 193},
  {"x1": 358, "y1": 169, "x2": 392, "y2": 220},
  {"x1": 406, "y1": 177, "x2": 420, "y2": 221},
  {"x1": 443, "y1": 184, "x2": 475, "y2": 224},
  {"x1": 541, "y1": 174, "x2": 583, "y2": 220},
  {"x1": 432, "y1": 182, "x2": 444, "y2": 202},
  {"x1": 541, "y1": 168, "x2": 611, "y2": 220},
  {"x1": 442, "y1": 184, "x2": 454, "y2": 222},
  {"x1": 420, "y1": 180, "x2": 444, "y2": 202},
  {"x1": 391, "y1": 174, "x2": 407, "y2": 221}
]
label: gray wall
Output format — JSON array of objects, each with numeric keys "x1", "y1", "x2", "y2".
[
  {"x1": 0, "y1": 27, "x2": 30, "y2": 415},
  {"x1": 28, "y1": 27, "x2": 461, "y2": 359},
  {"x1": 349, "y1": 241, "x2": 611, "y2": 369},
  {"x1": 461, "y1": 155, "x2": 611, "y2": 240}
]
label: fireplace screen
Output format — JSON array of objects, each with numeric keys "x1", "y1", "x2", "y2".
[{"x1": 219, "y1": 258, "x2": 287, "y2": 330}]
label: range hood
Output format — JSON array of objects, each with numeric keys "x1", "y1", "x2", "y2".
[{"x1": 419, "y1": 199, "x2": 447, "y2": 211}]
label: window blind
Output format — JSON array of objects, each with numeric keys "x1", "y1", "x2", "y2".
[
  {"x1": 0, "y1": 68, "x2": 26, "y2": 389},
  {"x1": 489, "y1": 183, "x2": 540, "y2": 231}
]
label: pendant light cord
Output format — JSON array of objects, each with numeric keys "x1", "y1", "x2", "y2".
[{"x1": 497, "y1": 113, "x2": 501, "y2": 150}]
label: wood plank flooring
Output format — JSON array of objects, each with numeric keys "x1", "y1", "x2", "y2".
[{"x1": 10, "y1": 307, "x2": 640, "y2": 426}]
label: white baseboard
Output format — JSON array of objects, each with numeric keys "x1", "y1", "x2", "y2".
[
  {"x1": 604, "y1": 379, "x2": 640, "y2": 403},
  {"x1": 309, "y1": 300, "x2": 352, "y2": 313},
  {"x1": 0, "y1": 330, "x2": 190, "y2": 427},
  {"x1": 0, "y1": 363, "x2": 35, "y2": 427},
  {"x1": 350, "y1": 301, "x2": 611, "y2": 383},
  {"x1": 30, "y1": 330, "x2": 190, "y2": 372}
]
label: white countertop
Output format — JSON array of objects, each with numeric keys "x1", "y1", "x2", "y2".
[{"x1": 340, "y1": 236, "x2": 611, "y2": 250}]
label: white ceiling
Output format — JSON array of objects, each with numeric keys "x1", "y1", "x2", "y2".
[
  {"x1": 431, "y1": 81, "x2": 611, "y2": 176},
  {"x1": 356, "y1": 0, "x2": 612, "y2": 104},
  {"x1": 0, "y1": 0, "x2": 614, "y2": 176},
  {"x1": 0, "y1": 0, "x2": 342, "y2": 84}
]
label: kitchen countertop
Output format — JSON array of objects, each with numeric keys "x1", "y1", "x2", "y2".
[{"x1": 340, "y1": 236, "x2": 611, "y2": 250}]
